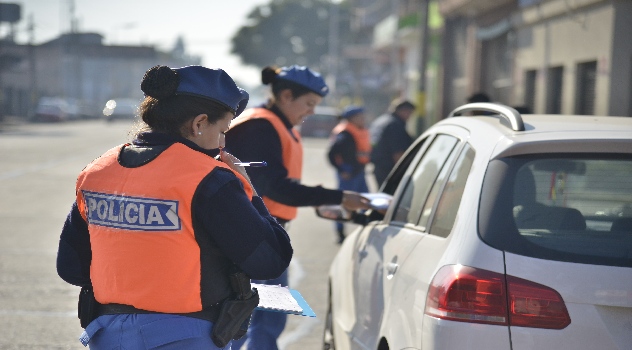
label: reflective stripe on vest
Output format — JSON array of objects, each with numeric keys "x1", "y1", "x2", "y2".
[
  {"x1": 76, "y1": 143, "x2": 253, "y2": 313},
  {"x1": 230, "y1": 108, "x2": 302, "y2": 221},
  {"x1": 331, "y1": 121, "x2": 372, "y2": 164}
]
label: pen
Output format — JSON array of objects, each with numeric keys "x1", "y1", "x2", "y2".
[{"x1": 234, "y1": 161, "x2": 268, "y2": 167}]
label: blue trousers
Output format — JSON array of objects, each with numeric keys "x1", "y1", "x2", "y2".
[
  {"x1": 335, "y1": 171, "x2": 369, "y2": 232},
  {"x1": 80, "y1": 313, "x2": 228, "y2": 349},
  {"x1": 231, "y1": 268, "x2": 289, "y2": 350}
]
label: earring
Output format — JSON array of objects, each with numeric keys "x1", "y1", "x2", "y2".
[{"x1": 198, "y1": 131, "x2": 202, "y2": 135}]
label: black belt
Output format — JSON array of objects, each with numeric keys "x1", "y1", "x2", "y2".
[{"x1": 97, "y1": 303, "x2": 221, "y2": 323}]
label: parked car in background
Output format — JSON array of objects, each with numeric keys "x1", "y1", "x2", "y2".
[
  {"x1": 319, "y1": 103, "x2": 632, "y2": 350},
  {"x1": 33, "y1": 97, "x2": 78, "y2": 122},
  {"x1": 102, "y1": 98, "x2": 140, "y2": 122},
  {"x1": 299, "y1": 105, "x2": 339, "y2": 138}
]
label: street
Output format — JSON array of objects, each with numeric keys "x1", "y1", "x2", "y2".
[{"x1": 0, "y1": 119, "x2": 363, "y2": 349}]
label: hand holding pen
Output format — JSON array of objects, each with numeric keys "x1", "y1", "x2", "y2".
[{"x1": 219, "y1": 148, "x2": 260, "y2": 197}]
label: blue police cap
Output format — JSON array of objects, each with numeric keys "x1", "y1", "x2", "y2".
[
  {"x1": 174, "y1": 66, "x2": 249, "y2": 116},
  {"x1": 277, "y1": 65, "x2": 329, "y2": 97},
  {"x1": 341, "y1": 105, "x2": 365, "y2": 119}
]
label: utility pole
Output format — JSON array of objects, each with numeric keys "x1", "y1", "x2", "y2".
[
  {"x1": 416, "y1": 0, "x2": 430, "y2": 135},
  {"x1": 28, "y1": 13, "x2": 37, "y2": 120},
  {"x1": 327, "y1": 0, "x2": 341, "y2": 105}
]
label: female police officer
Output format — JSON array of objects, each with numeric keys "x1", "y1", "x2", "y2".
[
  {"x1": 56, "y1": 65, "x2": 293, "y2": 349},
  {"x1": 226, "y1": 65, "x2": 369, "y2": 350}
]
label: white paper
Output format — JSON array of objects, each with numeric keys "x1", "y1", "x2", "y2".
[
  {"x1": 252, "y1": 283, "x2": 303, "y2": 314},
  {"x1": 362, "y1": 192, "x2": 393, "y2": 210}
]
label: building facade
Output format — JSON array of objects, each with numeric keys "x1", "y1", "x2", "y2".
[
  {"x1": 0, "y1": 32, "x2": 199, "y2": 120},
  {"x1": 439, "y1": 0, "x2": 632, "y2": 117}
]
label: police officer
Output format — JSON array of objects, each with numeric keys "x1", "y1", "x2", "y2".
[
  {"x1": 327, "y1": 105, "x2": 371, "y2": 243},
  {"x1": 56, "y1": 65, "x2": 293, "y2": 349},
  {"x1": 369, "y1": 99, "x2": 416, "y2": 187},
  {"x1": 225, "y1": 65, "x2": 370, "y2": 350}
]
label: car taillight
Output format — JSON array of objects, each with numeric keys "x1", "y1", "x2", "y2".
[
  {"x1": 506, "y1": 275, "x2": 571, "y2": 329},
  {"x1": 424, "y1": 265, "x2": 570, "y2": 329}
]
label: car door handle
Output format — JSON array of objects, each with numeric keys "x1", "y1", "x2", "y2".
[{"x1": 386, "y1": 262, "x2": 398, "y2": 277}]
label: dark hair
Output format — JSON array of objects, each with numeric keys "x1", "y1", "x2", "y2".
[
  {"x1": 389, "y1": 98, "x2": 416, "y2": 113},
  {"x1": 467, "y1": 92, "x2": 491, "y2": 103},
  {"x1": 261, "y1": 66, "x2": 313, "y2": 102},
  {"x1": 137, "y1": 65, "x2": 232, "y2": 136}
]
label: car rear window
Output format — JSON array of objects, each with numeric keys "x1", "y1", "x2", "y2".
[{"x1": 479, "y1": 154, "x2": 632, "y2": 268}]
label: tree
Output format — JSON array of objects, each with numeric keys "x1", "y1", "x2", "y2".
[{"x1": 231, "y1": 0, "x2": 349, "y2": 75}]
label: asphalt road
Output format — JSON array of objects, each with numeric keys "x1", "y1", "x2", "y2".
[{"x1": 0, "y1": 119, "x2": 373, "y2": 349}]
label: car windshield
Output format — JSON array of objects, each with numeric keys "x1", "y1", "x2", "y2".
[{"x1": 479, "y1": 154, "x2": 632, "y2": 268}]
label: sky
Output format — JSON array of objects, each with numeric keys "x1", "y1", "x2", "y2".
[{"x1": 8, "y1": 0, "x2": 271, "y2": 87}]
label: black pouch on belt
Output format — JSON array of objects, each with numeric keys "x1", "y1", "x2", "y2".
[
  {"x1": 78, "y1": 285, "x2": 101, "y2": 329},
  {"x1": 211, "y1": 270, "x2": 260, "y2": 348}
]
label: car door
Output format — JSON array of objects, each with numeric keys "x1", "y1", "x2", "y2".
[{"x1": 352, "y1": 133, "x2": 462, "y2": 349}]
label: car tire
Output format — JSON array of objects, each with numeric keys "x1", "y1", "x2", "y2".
[{"x1": 322, "y1": 284, "x2": 336, "y2": 350}]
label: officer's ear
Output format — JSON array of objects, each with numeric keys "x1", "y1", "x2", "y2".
[
  {"x1": 278, "y1": 89, "x2": 295, "y2": 104},
  {"x1": 190, "y1": 114, "x2": 209, "y2": 136}
]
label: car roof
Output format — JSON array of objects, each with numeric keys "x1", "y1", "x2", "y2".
[{"x1": 433, "y1": 113, "x2": 632, "y2": 159}]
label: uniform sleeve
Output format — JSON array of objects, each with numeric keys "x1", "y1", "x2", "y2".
[
  {"x1": 226, "y1": 119, "x2": 343, "y2": 207},
  {"x1": 194, "y1": 169, "x2": 293, "y2": 280},
  {"x1": 56, "y1": 202, "x2": 92, "y2": 287}
]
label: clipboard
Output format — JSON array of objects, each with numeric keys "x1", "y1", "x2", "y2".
[{"x1": 252, "y1": 283, "x2": 316, "y2": 318}]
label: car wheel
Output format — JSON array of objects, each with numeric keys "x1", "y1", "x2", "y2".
[{"x1": 322, "y1": 284, "x2": 336, "y2": 350}]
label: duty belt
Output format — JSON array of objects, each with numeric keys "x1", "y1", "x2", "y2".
[{"x1": 97, "y1": 303, "x2": 221, "y2": 322}]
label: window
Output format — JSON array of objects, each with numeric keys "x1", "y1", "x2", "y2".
[
  {"x1": 546, "y1": 66, "x2": 563, "y2": 114},
  {"x1": 392, "y1": 135, "x2": 458, "y2": 225},
  {"x1": 575, "y1": 61, "x2": 597, "y2": 115},
  {"x1": 480, "y1": 154, "x2": 632, "y2": 268},
  {"x1": 381, "y1": 138, "x2": 428, "y2": 195},
  {"x1": 417, "y1": 145, "x2": 460, "y2": 228},
  {"x1": 428, "y1": 145, "x2": 475, "y2": 237}
]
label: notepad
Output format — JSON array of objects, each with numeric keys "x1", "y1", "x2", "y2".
[{"x1": 251, "y1": 283, "x2": 303, "y2": 315}]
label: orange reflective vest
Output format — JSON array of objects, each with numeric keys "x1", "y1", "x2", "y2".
[
  {"x1": 331, "y1": 121, "x2": 372, "y2": 164},
  {"x1": 76, "y1": 142, "x2": 253, "y2": 313},
  {"x1": 230, "y1": 108, "x2": 302, "y2": 221}
]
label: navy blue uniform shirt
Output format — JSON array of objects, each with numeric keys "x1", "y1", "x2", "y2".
[{"x1": 225, "y1": 105, "x2": 343, "y2": 219}]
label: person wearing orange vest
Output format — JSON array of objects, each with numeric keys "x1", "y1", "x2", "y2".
[
  {"x1": 327, "y1": 105, "x2": 372, "y2": 243},
  {"x1": 225, "y1": 65, "x2": 370, "y2": 350},
  {"x1": 56, "y1": 65, "x2": 293, "y2": 349}
]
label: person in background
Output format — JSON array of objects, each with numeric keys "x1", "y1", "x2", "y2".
[
  {"x1": 56, "y1": 65, "x2": 293, "y2": 349},
  {"x1": 466, "y1": 92, "x2": 495, "y2": 115},
  {"x1": 466, "y1": 92, "x2": 491, "y2": 104},
  {"x1": 225, "y1": 65, "x2": 370, "y2": 350},
  {"x1": 327, "y1": 105, "x2": 371, "y2": 243},
  {"x1": 369, "y1": 99, "x2": 416, "y2": 187}
]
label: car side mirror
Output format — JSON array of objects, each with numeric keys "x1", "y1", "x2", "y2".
[{"x1": 315, "y1": 205, "x2": 352, "y2": 221}]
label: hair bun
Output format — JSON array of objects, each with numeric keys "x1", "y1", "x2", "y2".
[
  {"x1": 141, "y1": 65, "x2": 180, "y2": 99},
  {"x1": 261, "y1": 66, "x2": 279, "y2": 85}
]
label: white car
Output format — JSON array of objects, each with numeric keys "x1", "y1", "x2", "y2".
[{"x1": 320, "y1": 103, "x2": 632, "y2": 350}]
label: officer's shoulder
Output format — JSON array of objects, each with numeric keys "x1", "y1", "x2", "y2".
[{"x1": 199, "y1": 167, "x2": 243, "y2": 194}]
